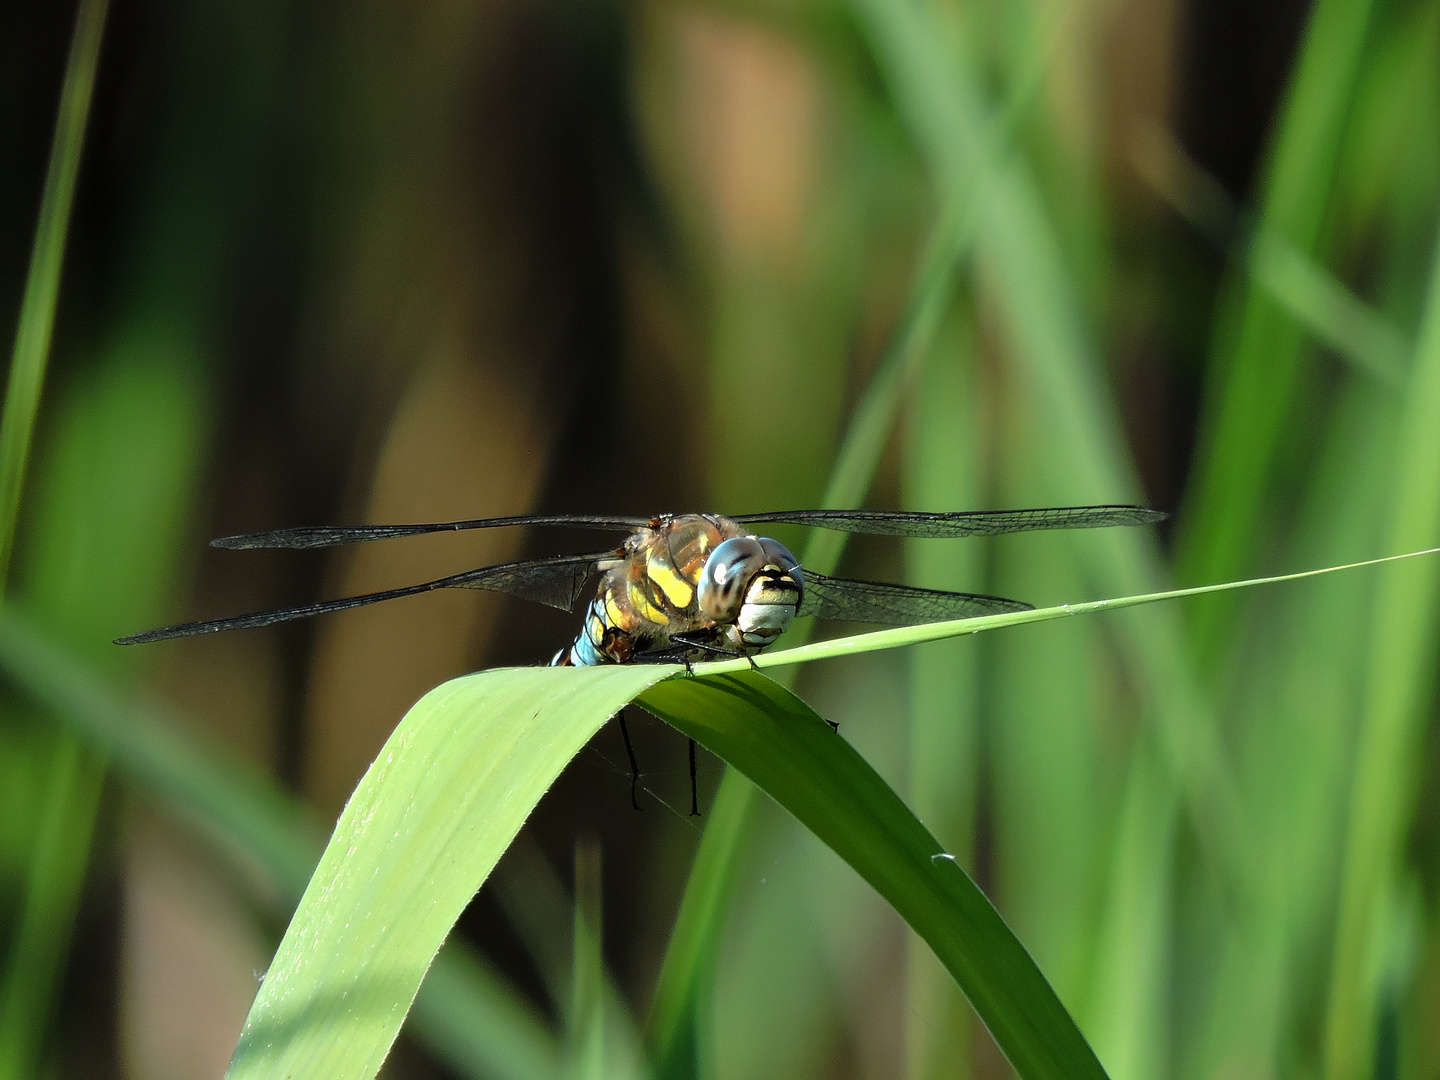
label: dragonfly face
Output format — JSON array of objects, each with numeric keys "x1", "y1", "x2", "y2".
[{"x1": 697, "y1": 536, "x2": 802, "y2": 651}]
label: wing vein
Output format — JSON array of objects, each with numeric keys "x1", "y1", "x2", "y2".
[
  {"x1": 799, "y1": 571, "x2": 1033, "y2": 625},
  {"x1": 735, "y1": 504, "x2": 1165, "y2": 538},
  {"x1": 212, "y1": 514, "x2": 648, "y2": 550}
]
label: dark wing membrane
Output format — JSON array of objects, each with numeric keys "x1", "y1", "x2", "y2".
[
  {"x1": 734, "y1": 505, "x2": 1166, "y2": 538},
  {"x1": 115, "y1": 552, "x2": 606, "y2": 645},
  {"x1": 212, "y1": 514, "x2": 648, "y2": 551},
  {"x1": 799, "y1": 570, "x2": 1032, "y2": 625}
]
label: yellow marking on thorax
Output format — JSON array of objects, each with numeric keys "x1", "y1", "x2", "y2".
[
  {"x1": 603, "y1": 590, "x2": 627, "y2": 631},
  {"x1": 626, "y1": 578, "x2": 669, "y2": 627},
  {"x1": 646, "y1": 559, "x2": 694, "y2": 609}
]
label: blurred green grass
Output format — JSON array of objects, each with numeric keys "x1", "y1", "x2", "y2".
[{"x1": 3, "y1": 0, "x2": 1440, "y2": 1077}]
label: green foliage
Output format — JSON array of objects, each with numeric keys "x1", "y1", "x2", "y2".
[
  {"x1": 224, "y1": 666, "x2": 666, "y2": 1080},
  {"x1": 5, "y1": 0, "x2": 1440, "y2": 1076},
  {"x1": 211, "y1": 546, "x2": 1437, "y2": 1080}
]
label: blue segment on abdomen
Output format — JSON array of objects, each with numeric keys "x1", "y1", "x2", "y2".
[{"x1": 567, "y1": 597, "x2": 608, "y2": 666}]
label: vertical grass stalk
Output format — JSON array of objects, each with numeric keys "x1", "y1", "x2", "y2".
[
  {"x1": 0, "y1": 0, "x2": 109, "y2": 579},
  {"x1": 1176, "y1": 0, "x2": 1379, "y2": 660},
  {"x1": 1323, "y1": 224, "x2": 1440, "y2": 1080},
  {"x1": 904, "y1": 316, "x2": 981, "y2": 1080},
  {"x1": 572, "y1": 842, "x2": 605, "y2": 1080},
  {"x1": 0, "y1": 3, "x2": 110, "y2": 1076}
]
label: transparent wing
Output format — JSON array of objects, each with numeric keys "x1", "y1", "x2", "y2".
[
  {"x1": 798, "y1": 570, "x2": 1032, "y2": 625},
  {"x1": 115, "y1": 552, "x2": 607, "y2": 645},
  {"x1": 212, "y1": 514, "x2": 649, "y2": 551},
  {"x1": 734, "y1": 504, "x2": 1165, "y2": 538}
]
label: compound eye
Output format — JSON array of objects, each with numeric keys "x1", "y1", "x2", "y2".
[
  {"x1": 698, "y1": 537, "x2": 766, "y2": 621},
  {"x1": 758, "y1": 538, "x2": 799, "y2": 576}
]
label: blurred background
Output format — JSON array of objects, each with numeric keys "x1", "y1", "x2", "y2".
[{"x1": 3, "y1": 0, "x2": 1440, "y2": 1077}]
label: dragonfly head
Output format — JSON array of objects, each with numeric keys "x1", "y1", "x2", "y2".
[{"x1": 698, "y1": 536, "x2": 803, "y2": 650}]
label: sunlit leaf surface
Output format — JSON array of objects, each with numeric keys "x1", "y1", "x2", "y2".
[{"x1": 224, "y1": 665, "x2": 671, "y2": 1080}]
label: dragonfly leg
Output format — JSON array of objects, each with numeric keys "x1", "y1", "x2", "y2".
[
  {"x1": 618, "y1": 710, "x2": 642, "y2": 811},
  {"x1": 670, "y1": 634, "x2": 749, "y2": 665},
  {"x1": 688, "y1": 738, "x2": 700, "y2": 816}
]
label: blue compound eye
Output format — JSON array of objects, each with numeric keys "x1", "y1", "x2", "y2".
[
  {"x1": 698, "y1": 537, "x2": 766, "y2": 621},
  {"x1": 758, "y1": 538, "x2": 799, "y2": 577}
]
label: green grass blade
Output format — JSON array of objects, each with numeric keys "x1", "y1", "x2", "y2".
[
  {"x1": 1188, "y1": 380, "x2": 1395, "y2": 1074},
  {"x1": 645, "y1": 770, "x2": 752, "y2": 1078},
  {"x1": 32, "y1": 546, "x2": 1423, "y2": 1079},
  {"x1": 1248, "y1": 231, "x2": 1410, "y2": 387},
  {"x1": 223, "y1": 665, "x2": 669, "y2": 1080},
  {"x1": 0, "y1": 0, "x2": 109, "y2": 579},
  {"x1": 1136, "y1": 128, "x2": 1411, "y2": 389},
  {"x1": 0, "y1": 612, "x2": 318, "y2": 895},
  {"x1": 567, "y1": 846, "x2": 601, "y2": 1080},
  {"x1": 1176, "y1": 0, "x2": 1379, "y2": 654},
  {"x1": 845, "y1": 4, "x2": 1233, "y2": 1070},
  {"x1": 645, "y1": 155, "x2": 975, "y2": 1075},
  {"x1": 0, "y1": 359, "x2": 207, "y2": 1077},
  {"x1": 0, "y1": 607, "x2": 562, "y2": 1080},
  {"x1": 0, "y1": 6, "x2": 117, "y2": 1072},
  {"x1": 904, "y1": 317, "x2": 981, "y2": 1080},
  {"x1": 0, "y1": 734, "x2": 104, "y2": 1080},
  {"x1": 638, "y1": 671, "x2": 1108, "y2": 1080},
  {"x1": 1323, "y1": 226, "x2": 1440, "y2": 1080},
  {"x1": 571, "y1": 842, "x2": 605, "y2": 1080},
  {"x1": 493, "y1": 837, "x2": 646, "y2": 1080},
  {"x1": 644, "y1": 21, "x2": 1054, "y2": 1069},
  {"x1": 407, "y1": 947, "x2": 563, "y2": 1080},
  {"x1": 990, "y1": 462, "x2": 1108, "y2": 1013},
  {"x1": 690, "y1": 548, "x2": 1440, "y2": 676}
]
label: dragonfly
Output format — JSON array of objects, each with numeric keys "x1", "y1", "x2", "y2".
[
  {"x1": 116, "y1": 505, "x2": 1165, "y2": 656},
  {"x1": 116, "y1": 505, "x2": 1164, "y2": 811}
]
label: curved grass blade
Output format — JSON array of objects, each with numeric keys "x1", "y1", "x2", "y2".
[
  {"x1": 199, "y1": 547, "x2": 1433, "y2": 1080},
  {"x1": 223, "y1": 664, "x2": 672, "y2": 1080},
  {"x1": 639, "y1": 670, "x2": 1106, "y2": 1080},
  {"x1": 693, "y1": 547, "x2": 1440, "y2": 676}
]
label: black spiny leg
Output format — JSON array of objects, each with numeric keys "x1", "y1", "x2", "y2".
[
  {"x1": 671, "y1": 634, "x2": 759, "y2": 671},
  {"x1": 688, "y1": 738, "x2": 700, "y2": 816},
  {"x1": 618, "y1": 710, "x2": 642, "y2": 811}
]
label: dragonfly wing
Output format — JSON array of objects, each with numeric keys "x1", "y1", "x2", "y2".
[
  {"x1": 116, "y1": 552, "x2": 607, "y2": 644},
  {"x1": 798, "y1": 570, "x2": 1033, "y2": 625},
  {"x1": 450, "y1": 551, "x2": 605, "y2": 610},
  {"x1": 212, "y1": 514, "x2": 648, "y2": 550},
  {"x1": 734, "y1": 505, "x2": 1165, "y2": 538}
]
